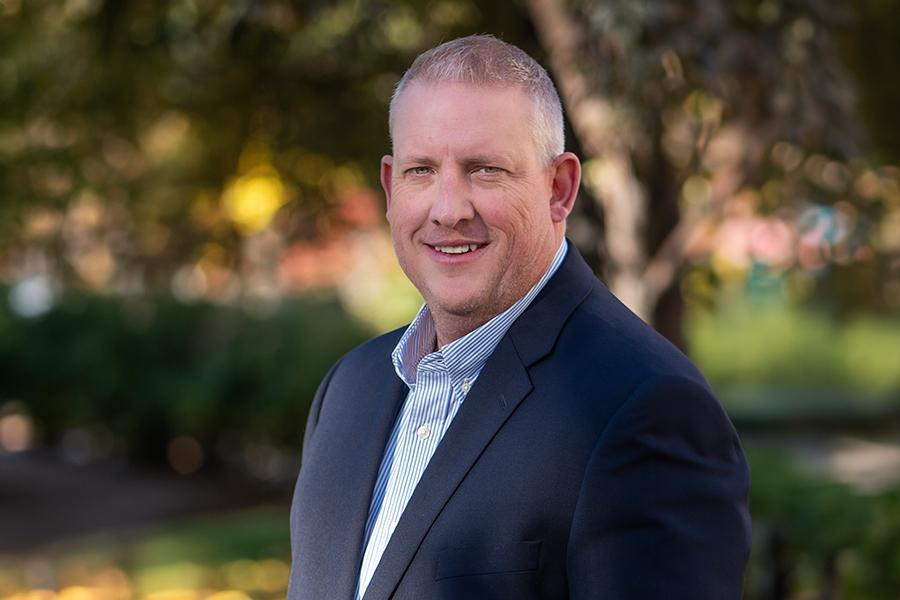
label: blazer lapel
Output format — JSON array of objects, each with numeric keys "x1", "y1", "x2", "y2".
[{"x1": 361, "y1": 334, "x2": 533, "y2": 600}]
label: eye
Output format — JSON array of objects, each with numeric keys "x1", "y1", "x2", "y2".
[
  {"x1": 477, "y1": 166, "x2": 501, "y2": 174},
  {"x1": 406, "y1": 166, "x2": 433, "y2": 177}
]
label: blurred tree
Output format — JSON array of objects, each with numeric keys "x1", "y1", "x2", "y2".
[
  {"x1": 0, "y1": 0, "x2": 495, "y2": 295},
  {"x1": 842, "y1": 0, "x2": 900, "y2": 163},
  {"x1": 527, "y1": 0, "x2": 899, "y2": 347},
  {"x1": 1, "y1": 0, "x2": 897, "y2": 345}
]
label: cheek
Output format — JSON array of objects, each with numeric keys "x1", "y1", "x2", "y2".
[
  {"x1": 477, "y1": 194, "x2": 540, "y2": 235},
  {"x1": 486, "y1": 181, "x2": 548, "y2": 224},
  {"x1": 387, "y1": 197, "x2": 425, "y2": 233}
]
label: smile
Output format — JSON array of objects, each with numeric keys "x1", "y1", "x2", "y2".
[{"x1": 433, "y1": 244, "x2": 481, "y2": 254}]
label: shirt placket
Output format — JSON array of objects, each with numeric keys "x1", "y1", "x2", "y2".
[{"x1": 395, "y1": 359, "x2": 449, "y2": 497}]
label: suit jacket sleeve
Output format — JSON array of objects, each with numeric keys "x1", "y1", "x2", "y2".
[
  {"x1": 301, "y1": 357, "x2": 343, "y2": 460},
  {"x1": 566, "y1": 374, "x2": 751, "y2": 599},
  {"x1": 287, "y1": 357, "x2": 345, "y2": 600}
]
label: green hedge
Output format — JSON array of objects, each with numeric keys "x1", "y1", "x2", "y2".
[
  {"x1": 745, "y1": 448, "x2": 900, "y2": 599},
  {"x1": 0, "y1": 291, "x2": 371, "y2": 461}
]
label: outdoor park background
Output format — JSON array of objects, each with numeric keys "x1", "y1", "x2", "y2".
[{"x1": 1, "y1": 0, "x2": 899, "y2": 598}]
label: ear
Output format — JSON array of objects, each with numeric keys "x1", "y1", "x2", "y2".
[
  {"x1": 380, "y1": 155, "x2": 394, "y2": 218},
  {"x1": 548, "y1": 152, "x2": 581, "y2": 223}
]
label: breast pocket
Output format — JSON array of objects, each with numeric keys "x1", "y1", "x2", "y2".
[{"x1": 434, "y1": 541, "x2": 541, "y2": 584}]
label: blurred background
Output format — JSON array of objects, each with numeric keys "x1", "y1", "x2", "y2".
[{"x1": 1, "y1": 0, "x2": 898, "y2": 598}]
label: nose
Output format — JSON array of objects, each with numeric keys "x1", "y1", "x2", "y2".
[{"x1": 428, "y1": 170, "x2": 475, "y2": 228}]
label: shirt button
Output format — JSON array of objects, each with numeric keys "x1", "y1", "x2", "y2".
[
  {"x1": 461, "y1": 378, "x2": 471, "y2": 393},
  {"x1": 416, "y1": 425, "x2": 430, "y2": 440}
]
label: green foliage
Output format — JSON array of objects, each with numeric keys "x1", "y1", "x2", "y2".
[
  {"x1": 0, "y1": 0, "x2": 524, "y2": 290},
  {"x1": 130, "y1": 507, "x2": 290, "y2": 567},
  {"x1": 0, "y1": 290, "x2": 371, "y2": 460},
  {"x1": 749, "y1": 449, "x2": 873, "y2": 552},
  {"x1": 745, "y1": 448, "x2": 900, "y2": 599},
  {"x1": 843, "y1": 487, "x2": 900, "y2": 596},
  {"x1": 687, "y1": 302, "x2": 900, "y2": 417}
]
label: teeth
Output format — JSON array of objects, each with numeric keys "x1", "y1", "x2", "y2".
[{"x1": 435, "y1": 244, "x2": 479, "y2": 254}]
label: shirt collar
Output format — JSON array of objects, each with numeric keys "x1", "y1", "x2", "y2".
[{"x1": 392, "y1": 239, "x2": 568, "y2": 390}]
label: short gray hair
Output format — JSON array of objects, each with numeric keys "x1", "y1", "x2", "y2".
[{"x1": 389, "y1": 35, "x2": 565, "y2": 163}]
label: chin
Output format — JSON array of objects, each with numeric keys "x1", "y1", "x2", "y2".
[
  {"x1": 429, "y1": 292, "x2": 485, "y2": 319},
  {"x1": 432, "y1": 299, "x2": 477, "y2": 317}
]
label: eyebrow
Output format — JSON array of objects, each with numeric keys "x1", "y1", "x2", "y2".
[
  {"x1": 463, "y1": 154, "x2": 511, "y2": 166},
  {"x1": 399, "y1": 154, "x2": 513, "y2": 166},
  {"x1": 400, "y1": 156, "x2": 438, "y2": 166}
]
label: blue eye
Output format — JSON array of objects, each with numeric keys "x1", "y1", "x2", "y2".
[
  {"x1": 477, "y1": 166, "x2": 501, "y2": 175},
  {"x1": 408, "y1": 166, "x2": 432, "y2": 176}
]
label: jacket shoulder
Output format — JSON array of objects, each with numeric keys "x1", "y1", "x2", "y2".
[
  {"x1": 330, "y1": 324, "x2": 407, "y2": 376},
  {"x1": 559, "y1": 282, "x2": 709, "y2": 390}
]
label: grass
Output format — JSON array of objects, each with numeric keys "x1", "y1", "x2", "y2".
[{"x1": 0, "y1": 507, "x2": 291, "y2": 600}]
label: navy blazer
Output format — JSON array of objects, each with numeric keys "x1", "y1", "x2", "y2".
[{"x1": 288, "y1": 244, "x2": 751, "y2": 599}]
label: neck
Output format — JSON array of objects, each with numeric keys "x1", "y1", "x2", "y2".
[{"x1": 434, "y1": 314, "x2": 492, "y2": 349}]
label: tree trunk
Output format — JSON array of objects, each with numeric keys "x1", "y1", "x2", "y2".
[
  {"x1": 526, "y1": 0, "x2": 773, "y2": 352},
  {"x1": 525, "y1": 0, "x2": 675, "y2": 337}
]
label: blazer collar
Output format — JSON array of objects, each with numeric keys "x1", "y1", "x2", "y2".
[
  {"x1": 508, "y1": 239, "x2": 597, "y2": 365},
  {"x1": 361, "y1": 241, "x2": 596, "y2": 600}
]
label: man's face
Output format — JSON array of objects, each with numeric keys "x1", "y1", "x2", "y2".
[{"x1": 382, "y1": 82, "x2": 567, "y2": 337}]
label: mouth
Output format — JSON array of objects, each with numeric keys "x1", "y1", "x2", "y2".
[
  {"x1": 431, "y1": 243, "x2": 482, "y2": 255},
  {"x1": 424, "y1": 241, "x2": 488, "y2": 263}
]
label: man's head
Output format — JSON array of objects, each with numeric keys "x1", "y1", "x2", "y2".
[
  {"x1": 389, "y1": 35, "x2": 564, "y2": 164},
  {"x1": 382, "y1": 35, "x2": 581, "y2": 346}
]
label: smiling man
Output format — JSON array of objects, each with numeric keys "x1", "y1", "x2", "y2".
[{"x1": 288, "y1": 35, "x2": 751, "y2": 600}]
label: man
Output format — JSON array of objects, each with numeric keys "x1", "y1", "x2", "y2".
[{"x1": 289, "y1": 35, "x2": 750, "y2": 599}]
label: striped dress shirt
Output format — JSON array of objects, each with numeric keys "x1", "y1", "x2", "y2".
[{"x1": 355, "y1": 240, "x2": 568, "y2": 599}]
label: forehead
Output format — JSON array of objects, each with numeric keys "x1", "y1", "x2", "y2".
[{"x1": 391, "y1": 82, "x2": 538, "y2": 159}]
